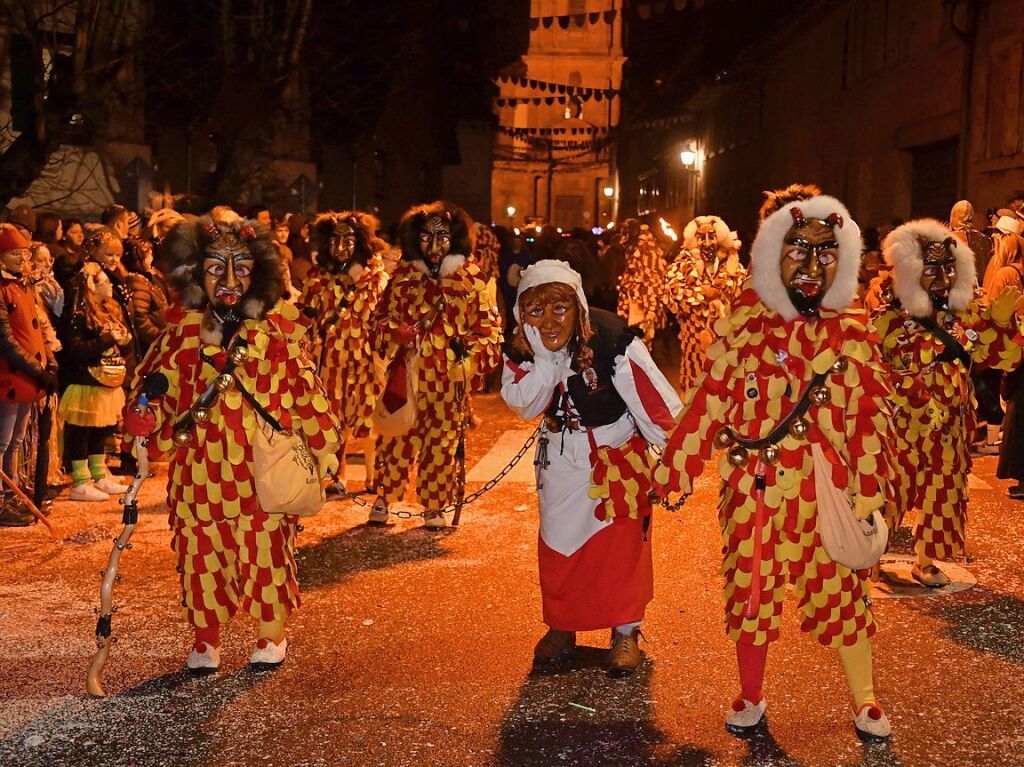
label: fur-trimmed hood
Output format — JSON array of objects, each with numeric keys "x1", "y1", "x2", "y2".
[
  {"x1": 883, "y1": 218, "x2": 975, "y2": 318},
  {"x1": 310, "y1": 210, "x2": 385, "y2": 272},
  {"x1": 156, "y1": 215, "x2": 284, "y2": 344},
  {"x1": 750, "y1": 195, "x2": 862, "y2": 321},
  {"x1": 682, "y1": 215, "x2": 742, "y2": 271},
  {"x1": 398, "y1": 201, "x2": 475, "y2": 265}
]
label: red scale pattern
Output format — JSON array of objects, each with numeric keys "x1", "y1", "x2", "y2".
[
  {"x1": 655, "y1": 290, "x2": 892, "y2": 648},
  {"x1": 372, "y1": 260, "x2": 501, "y2": 508},
  {"x1": 129, "y1": 304, "x2": 340, "y2": 628}
]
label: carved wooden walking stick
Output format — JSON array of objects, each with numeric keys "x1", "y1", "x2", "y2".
[
  {"x1": 0, "y1": 467, "x2": 59, "y2": 539},
  {"x1": 86, "y1": 373, "x2": 167, "y2": 697}
]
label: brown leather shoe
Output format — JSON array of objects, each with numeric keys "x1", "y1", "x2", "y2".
[
  {"x1": 607, "y1": 628, "x2": 644, "y2": 676},
  {"x1": 533, "y1": 629, "x2": 576, "y2": 663}
]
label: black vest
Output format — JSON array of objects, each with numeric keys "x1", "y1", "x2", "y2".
[{"x1": 538, "y1": 309, "x2": 641, "y2": 427}]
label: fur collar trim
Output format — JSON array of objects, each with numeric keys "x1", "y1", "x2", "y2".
[
  {"x1": 410, "y1": 254, "x2": 466, "y2": 278},
  {"x1": 883, "y1": 219, "x2": 975, "y2": 318},
  {"x1": 749, "y1": 195, "x2": 861, "y2": 321}
]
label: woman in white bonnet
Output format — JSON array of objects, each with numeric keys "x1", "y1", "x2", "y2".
[{"x1": 501, "y1": 259, "x2": 681, "y2": 676}]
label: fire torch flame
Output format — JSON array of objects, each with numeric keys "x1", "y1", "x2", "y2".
[{"x1": 659, "y1": 217, "x2": 678, "y2": 241}]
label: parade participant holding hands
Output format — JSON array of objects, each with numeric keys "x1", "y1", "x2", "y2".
[
  {"x1": 655, "y1": 193, "x2": 895, "y2": 740},
  {"x1": 125, "y1": 216, "x2": 340, "y2": 672},
  {"x1": 501, "y1": 259, "x2": 681, "y2": 675},
  {"x1": 301, "y1": 210, "x2": 389, "y2": 494},
  {"x1": 873, "y1": 220, "x2": 1023, "y2": 586},
  {"x1": 370, "y1": 202, "x2": 501, "y2": 529}
]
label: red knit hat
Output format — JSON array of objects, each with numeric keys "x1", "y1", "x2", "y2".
[{"x1": 0, "y1": 224, "x2": 31, "y2": 254}]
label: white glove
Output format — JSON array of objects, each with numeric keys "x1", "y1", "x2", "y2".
[{"x1": 524, "y1": 324, "x2": 560, "y2": 364}]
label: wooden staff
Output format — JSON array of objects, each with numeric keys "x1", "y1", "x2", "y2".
[{"x1": 0, "y1": 467, "x2": 59, "y2": 539}]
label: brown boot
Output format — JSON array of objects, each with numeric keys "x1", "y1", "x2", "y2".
[
  {"x1": 533, "y1": 629, "x2": 576, "y2": 663},
  {"x1": 607, "y1": 628, "x2": 643, "y2": 677}
]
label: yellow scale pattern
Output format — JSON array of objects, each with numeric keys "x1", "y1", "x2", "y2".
[
  {"x1": 655, "y1": 291, "x2": 892, "y2": 648},
  {"x1": 872, "y1": 299, "x2": 1024, "y2": 560},
  {"x1": 373, "y1": 260, "x2": 501, "y2": 508},
  {"x1": 129, "y1": 303, "x2": 341, "y2": 628}
]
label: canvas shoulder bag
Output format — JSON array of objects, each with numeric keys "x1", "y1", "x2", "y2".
[{"x1": 810, "y1": 441, "x2": 887, "y2": 570}]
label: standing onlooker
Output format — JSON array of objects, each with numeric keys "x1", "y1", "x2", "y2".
[
  {"x1": 122, "y1": 239, "x2": 169, "y2": 355},
  {"x1": 56, "y1": 219, "x2": 86, "y2": 288},
  {"x1": 949, "y1": 200, "x2": 994, "y2": 280},
  {"x1": 0, "y1": 226, "x2": 57, "y2": 526},
  {"x1": 57, "y1": 228, "x2": 134, "y2": 501},
  {"x1": 101, "y1": 204, "x2": 130, "y2": 240},
  {"x1": 272, "y1": 218, "x2": 300, "y2": 299},
  {"x1": 34, "y1": 213, "x2": 68, "y2": 264}
]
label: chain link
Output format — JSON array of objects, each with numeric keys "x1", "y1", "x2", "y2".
[{"x1": 341, "y1": 426, "x2": 541, "y2": 518}]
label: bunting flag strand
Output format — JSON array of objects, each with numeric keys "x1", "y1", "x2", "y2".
[
  {"x1": 498, "y1": 125, "x2": 610, "y2": 137},
  {"x1": 495, "y1": 75, "x2": 619, "y2": 100},
  {"x1": 494, "y1": 90, "x2": 617, "y2": 108},
  {"x1": 527, "y1": 0, "x2": 714, "y2": 29}
]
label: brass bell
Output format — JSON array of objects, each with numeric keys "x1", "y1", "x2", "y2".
[
  {"x1": 229, "y1": 345, "x2": 249, "y2": 365},
  {"x1": 193, "y1": 406, "x2": 211, "y2": 424},
  {"x1": 713, "y1": 427, "x2": 735, "y2": 449},
  {"x1": 830, "y1": 356, "x2": 849, "y2": 375},
  {"x1": 172, "y1": 429, "x2": 193, "y2": 447},
  {"x1": 788, "y1": 416, "x2": 810, "y2": 440},
  {"x1": 214, "y1": 373, "x2": 234, "y2": 392},
  {"x1": 810, "y1": 386, "x2": 831, "y2": 406},
  {"x1": 759, "y1": 445, "x2": 781, "y2": 465},
  {"x1": 727, "y1": 445, "x2": 749, "y2": 467}
]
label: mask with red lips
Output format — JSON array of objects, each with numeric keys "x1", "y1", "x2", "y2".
[
  {"x1": 919, "y1": 237, "x2": 958, "y2": 311},
  {"x1": 203, "y1": 233, "x2": 254, "y2": 320},
  {"x1": 779, "y1": 217, "x2": 840, "y2": 317},
  {"x1": 418, "y1": 214, "x2": 451, "y2": 277}
]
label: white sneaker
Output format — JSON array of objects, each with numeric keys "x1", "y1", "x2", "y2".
[
  {"x1": 368, "y1": 498, "x2": 391, "y2": 525},
  {"x1": 249, "y1": 637, "x2": 287, "y2": 668},
  {"x1": 423, "y1": 511, "x2": 448, "y2": 529},
  {"x1": 69, "y1": 482, "x2": 111, "y2": 502},
  {"x1": 853, "y1": 703, "x2": 891, "y2": 741},
  {"x1": 725, "y1": 697, "x2": 767, "y2": 734},
  {"x1": 94, "y1": 476, "x2": 129, "y2": 495},
  {"x1": 186, "y1": 642, "x2": 220, "y2": 673}
]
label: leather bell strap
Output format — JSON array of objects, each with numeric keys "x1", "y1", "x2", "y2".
[
  {"x1": 172, "y1": 339, "x2": 249, "y2": 434},
  {"x1": 732, "y1": 370, "x2": 828, "y2": 450}
]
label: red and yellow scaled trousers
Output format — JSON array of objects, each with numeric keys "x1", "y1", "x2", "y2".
[
  {"x1": 872, "y1": 301, "x2": 1023, "y2": 561},
  {"x1": 373, "y1": 258, "x2": 501, "y2": 509},
  {"x1": 129, "y1": 304, "x2": 340, "y2": 630},
  {"x1": 655, "y1": 291, "x2": 893, "y2": 704}
]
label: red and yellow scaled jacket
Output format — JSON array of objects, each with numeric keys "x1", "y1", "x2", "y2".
[
  {"x1": 655, "y1": 290, "x2": 894, "y2": 645},
  {"x1": 617, "y1": 230, "x2": 668, "y2": 340},
  {"x1": 374, "y1": 257, "x2": 501, "y2": 394},
  {"x1": 130, "y1": 303, "x2": 341, "y2": 522},
  {"x1": 871, "y1": 298, "x2": 1023, "y2": 442},
  {"x1": 299, "y1": 257, "x2": 389, "y2": 434}
]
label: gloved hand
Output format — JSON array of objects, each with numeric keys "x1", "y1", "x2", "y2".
[
  {"x1": 317, "y1": 452, "x2": 339, "y2": 480},
  {"x1": 123, "y1": 405, "x2": 157, "y2": 437},
  {"x1": 989, "y1": 286, "x2": 1023, "y2": 327},
  {"x1": 523, "y1": 324, "x2": 562, "y2": 364}
]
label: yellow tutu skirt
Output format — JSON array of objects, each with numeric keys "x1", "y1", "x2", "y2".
[{"x1": 59, "y1": 384, "x2": 125, "y2": 428}]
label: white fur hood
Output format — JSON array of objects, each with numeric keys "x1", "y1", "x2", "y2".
[{"x1": 882, "y1": 219, "x2": 975, "y2": 318}]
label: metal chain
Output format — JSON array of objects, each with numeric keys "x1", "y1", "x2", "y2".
[{"x1": 342, "y1": 426, "x2": 541, "y2": 518}]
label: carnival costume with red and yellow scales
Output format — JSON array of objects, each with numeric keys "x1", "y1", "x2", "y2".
[
  {"x1": 663, "y1": 216, "x2": 746, "y2": 392},
  {"x1": 616, "y1": 225, "x2": 667, "y2": 342},
  {"x1": 132, "y1": 302, "x2": 340, "y2": 629},
  {"x1": 373, "y1": 256, "x2": 501, "y2": 510},
  {"x1": 655, "y1": 195, "x2": 894, "y2": 737},
  {"x1": 872, "y1": 220, "x2": 1023, "y2": 571}
]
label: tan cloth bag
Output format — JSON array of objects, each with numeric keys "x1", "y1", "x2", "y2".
[
  {"x1": 811, "y1": 441, "x2": 887, "y2": 570},
  {"x1": 252, "y1": 416, "x2": 325, "y2": 517},
  {"x1": 372, "y1": 350, "x2": 419, "y2": 437}
]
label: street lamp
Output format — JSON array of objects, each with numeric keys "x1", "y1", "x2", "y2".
[
  {"x1": 603, "y1": 185, "x2": 615, "y2": 198},
  {"x1": 506, "y1": 204, "x2": 516, "y2": 218},
  {"x1": 679, "y1": 145, "x2": 697, "y2": 168}
]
